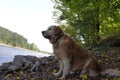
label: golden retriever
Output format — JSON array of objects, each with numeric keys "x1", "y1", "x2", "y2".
[{"x1": 42, "y1": 25, "x2": 120, "y2": 79}]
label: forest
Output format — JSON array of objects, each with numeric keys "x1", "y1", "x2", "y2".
[
  {"x1": 0, "y1": 26, "x2": 40, "y2": 52},
  {"x1": 52, "y1": 0, "x2": 120, "y2": 48}
]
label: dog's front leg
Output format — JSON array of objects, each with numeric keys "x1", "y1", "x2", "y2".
[
  {"x1": 80, "y1": 59, "x2": 91, "y2": 77},
  {"x1": 54, "y1": 60, "x2": 63, "y2": 76},
  {"x1": 59, "y1": 58, "x2": 71, "y2": 80}
]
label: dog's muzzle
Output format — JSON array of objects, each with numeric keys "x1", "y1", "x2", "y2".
[
  {"x1": 42, "y1": 31, "x2": 46, "y2": 37},
  {"x1": 42, "y1": 31, "x2": 51, "y2": 39}
]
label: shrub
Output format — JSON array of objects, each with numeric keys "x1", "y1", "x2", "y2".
[{"x1": 99, "y1": 34, "x2": 120, "y2": 47}]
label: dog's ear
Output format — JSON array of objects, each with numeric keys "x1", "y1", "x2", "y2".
[
  {"x1": 54, "y1": 26, "x2": 63, "y2": 36},
  {"x1": 50, "y1": 26, "x2": 64, "y2": 44}
]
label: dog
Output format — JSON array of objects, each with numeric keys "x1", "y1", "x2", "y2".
[{"x1": 42, "y1": 25, "x2": 120, "y2": 79}]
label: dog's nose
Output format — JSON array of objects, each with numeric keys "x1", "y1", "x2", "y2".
[{"x1": 42, "y1": 31, "x2": 45, "y2": 34}]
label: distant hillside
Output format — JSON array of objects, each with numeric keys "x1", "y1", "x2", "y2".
[{"x1": 0, "y1": 26, "x2": 40, "y2": 52}]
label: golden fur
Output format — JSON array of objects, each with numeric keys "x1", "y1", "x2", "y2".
[{"x1": 42, "y1": 25, "x2": 120, "y2": 79}]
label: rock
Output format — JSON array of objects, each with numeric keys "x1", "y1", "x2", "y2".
[
  {"x1": 30, "y1": 60, "x2": 40, "y2": 72},
  {"x1": 0, "y1": 48, "x2": 120, "y2": 80},
  {"x1": 1, "y1": 62, "x2": 12, "y2": 71},
  {"x1": 8, "y1": 65, "x2": 20, "y2": 72},
  {"x1": 11, "y1": 55, "x2": 40, "y2": 70},
  {"x1": 0, "y1": 55, "x2": 40, "y2": 73}
]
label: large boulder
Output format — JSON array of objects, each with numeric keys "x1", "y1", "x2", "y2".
[{"x1": 0, "y1": 55, "x2": 40, "y2": 72}]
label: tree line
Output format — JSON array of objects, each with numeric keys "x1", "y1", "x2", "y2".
[
  {"x1": 52, "y1": 0, "x2": 120, "y2": 47},
  {"x1": 0, "y1": 26, "x2": 40, "y2": 52}
]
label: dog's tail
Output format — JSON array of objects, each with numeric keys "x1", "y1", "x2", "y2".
[{"x1": 101, "y1": 69, "x2": 120, "y2": 76}]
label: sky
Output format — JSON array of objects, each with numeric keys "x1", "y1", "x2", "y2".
[{"x1": 0, "y1": 0, "x2": 57, "y2": 52}]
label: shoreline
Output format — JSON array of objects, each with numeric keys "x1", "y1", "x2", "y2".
[{"x1": 0, "y1": 44, "x2": 50, "y2": 65}]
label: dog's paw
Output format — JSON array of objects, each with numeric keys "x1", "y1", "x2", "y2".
[{"x1": 58, "y1": 75, "x2": 65, "y2": 80}]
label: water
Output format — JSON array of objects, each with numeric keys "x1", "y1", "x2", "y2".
[{"x1": 0, "y1": 45, "x2": 50, "y2": 65}]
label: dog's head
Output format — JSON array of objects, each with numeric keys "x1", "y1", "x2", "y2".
[{"x1": 42, "y1": 25, "x2": 64, "y2": 44}]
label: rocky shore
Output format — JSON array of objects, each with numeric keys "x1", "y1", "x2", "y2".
[{"x1": 0, "y1": 47, "x2": 120, "y2": 80}]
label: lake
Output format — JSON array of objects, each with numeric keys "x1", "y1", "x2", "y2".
[{"x1": 0, "y1": 44, "x2": 50, "y2": 65}]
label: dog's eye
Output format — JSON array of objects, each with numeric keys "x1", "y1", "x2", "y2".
[{"x1": 48, "y1": 28, "x2": 51, "y2": 30}]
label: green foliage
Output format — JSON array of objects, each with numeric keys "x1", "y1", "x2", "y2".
[
  {"x1": 52, "y1": 0, "x2": 120, "y2": 47},
  {"x1": 0, "y1": 26, "x2": 40, "y2": 52}
]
